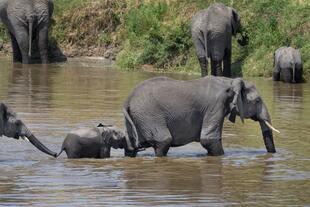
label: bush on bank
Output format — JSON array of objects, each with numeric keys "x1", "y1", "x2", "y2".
[{"x1": 0, "y1": 0, "x2": 309, "y2": 78}]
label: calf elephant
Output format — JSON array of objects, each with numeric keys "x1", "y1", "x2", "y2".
[
  {"x1": 56, "y1": 123, "x2": 132, "y2": 159},
  {"x1": 0, "y1": 0, "x2": 53, "y2": 64},
  {"x1": 190, "y1": 3, "x2": 248, "y2": 77},
  {"x1": 0, "y1": 102, "x2": 57, "y2": 157},
  {"x1": 273, "y1": 47, "x2": 303, "y2": 83},
  {"x1": 123, "y1": 76, "x2": 278, "y2": 157}
]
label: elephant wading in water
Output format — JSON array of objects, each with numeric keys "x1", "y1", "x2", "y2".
[
  {"x1": 56, "y1": 124, "x2": 134, "y2": 159},
  {"x1": 123, "y1": 76, "x2": 279, "y2": 157},
  {"x1": 0, "y1": 103, "x2": 57, "y2": 157},
  {"x1": 0, "y1": 0, "x2": 53, "y2": 64},
  {"x1": 191, "y1": 3, "x2": 248, "y2": 77},
  {"x1": 273, "y1": 47, "x2": 303, "y2": 83}
]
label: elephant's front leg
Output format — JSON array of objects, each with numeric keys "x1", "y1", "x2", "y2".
[
  {"x1": 200, "y1": 116, "x2": 225, "y2": 156},
  {"x1": 223, "y1": 48, "x2": 232, "y2": 77},
  {"x1": 100, "y1": 146, "x2": 111, "y2": 158},
  {"x1": 211, "y1": 59, "x2": 222, "y2": 76}
]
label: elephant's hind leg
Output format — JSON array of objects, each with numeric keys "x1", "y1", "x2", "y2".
[
  {"x1": 36, "y1": 25, "x2": 49, "y2": 64},
  {"x1": 211, "y1": 59, "x2": 222, "y2": 76},
  {"x1": 153, "y1": 129, "x2": 172, "y2": 157},
  {"x1": 223, "y1": 48, "x2": 232, "y2": 77},
  {"x1": 10, "y1": 33, "x2": 22, "y2": 63},
  {"x1": 14, "y1": 30, "x2": 30, "y2": 64},
  {"x1": 192, "y1": 31, "x2": 208, "y2": 77}
]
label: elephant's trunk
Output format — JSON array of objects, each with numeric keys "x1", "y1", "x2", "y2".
[
  {"x1": 22, "y1": 124, "x2": 57, "y2": 157},
  {"x1": 259, "y1": 121, "x2": 276, "y2": 153},
  {"x1": 258, "y1": 104, "x2": 276, "y2": 153},
  {"x1": 27, "y1": 134, "x2": 57, "y2": 157}
]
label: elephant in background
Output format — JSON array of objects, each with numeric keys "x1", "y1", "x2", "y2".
[
  {"x1": 0, "y1": 102, "x2": 57, "y2": 157},
  {"x1": 0, "y1": 0, "x2": 53, "y2": 64},
  {"x1": 123, "y1": 76, "x2": 278, "y2": 157},
  {"x1": 273, "y1": 47, "x2": 303, "y2": 83},
  {"x1": 56, "y1": 123, "x2": 133, "y2": 159},
  {"x1": 190, "y1": 3, "x2": 248, "y2": 77}
]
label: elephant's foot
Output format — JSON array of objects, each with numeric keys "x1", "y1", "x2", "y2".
[
  {"x1": 124, "y1": 149, "x2": 138, "y2": 157},
  {"x1": 154, "y1": 145, "x2": 170, "y2": 157},
  {"x1": 201, "y1": 139, "x2": 224, "y2": 156},
  {"x1": 211, "y1": 60, "x2": 222, "y2": 76}
]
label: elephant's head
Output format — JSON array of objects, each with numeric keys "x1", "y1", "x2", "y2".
[
  {"x1": 231, "y1": 8, "x2": 249, "y2": 46},
  {"x1": 227, "y1": 79, "x2": 277, "y2": 153},
  {"x1": 98, "y1": 124, "x2": 128, "y2": 158},
  {"x1": 0, "y1": 103, "x2": 57, "y2": 157}
]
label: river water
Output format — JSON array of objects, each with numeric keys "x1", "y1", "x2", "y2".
[{"x1": 0, "y1": 56, "x2": 309, "y2": 206}]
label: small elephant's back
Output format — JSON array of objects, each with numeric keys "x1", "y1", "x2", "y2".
[{"x1": 69, "y1": 127, "x2": 100, "y2": 139}]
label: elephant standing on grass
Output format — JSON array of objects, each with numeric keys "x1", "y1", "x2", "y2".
[
  {"x1": 191, "y1": 3, "x2": 248, "y2": 77},
  {"x1": 123, "y1": 76, "x2": 278, "y2": 157},
  {"x1": 0, "y1": 0, "x2": 53, "y2": 64},
  {"x1": 273, "y1": 47, "x2": 303, "y2": 83},
  {"x1": 0, "y1": 103, "x2": 57, "y2": 157},
  {"x1": 56, "y1": 124, "x2": 133, "y2": 159}
]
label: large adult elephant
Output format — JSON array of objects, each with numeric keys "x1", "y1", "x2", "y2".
[
  {"x1": 273, "y1": 47, "x2": 303, "y2": 83},
  {"x1": 0, "y1": 102, "x2": 57, "y2": 157},
  {"x1": 123, "y1": 76, "x2": 278, "y2": 157},
  {"x1": 0, "y1": 0, "x2": 53, "y2": 64},
  {"x1": 190, "y1": 3, "x2": 248, "y2": 77}
]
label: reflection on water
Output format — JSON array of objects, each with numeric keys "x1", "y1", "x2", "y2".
[{"x1": 0, "y1": 56, "x2": 309, "y2": 206}]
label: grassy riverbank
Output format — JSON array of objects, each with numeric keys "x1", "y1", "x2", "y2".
[{"x1": 0, "y1": 0, "x2": 309, "y2": 78}]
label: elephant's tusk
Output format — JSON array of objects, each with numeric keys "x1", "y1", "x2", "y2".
[
  {"x1": 264, "y1": 121, "x2": 280, "y2": 134},
  {"x1": 21, "y1": 136, "x2": 30, "y2": 142}
]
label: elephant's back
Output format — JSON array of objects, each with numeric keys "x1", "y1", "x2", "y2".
[{"x1": 275, "y1": 47, "x2": 301, "y2": 67}]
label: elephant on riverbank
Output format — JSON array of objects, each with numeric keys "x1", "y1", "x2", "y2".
[
  {"x1": 123, "y1": 76, "x2": 278, "y2": 157},
  {"x1": 190, "y1": 3, "x2": 248, "y2": 77},
  {"x1": 0, "y1": 102, "x2": 57, "y2": 157},
  {"x1": 273, "y1": 47, "x2": 303, "y2": 83},
  {"x1": 56, "y1": 123, "x2": 132, "y2": 159},
  {"x1": 0, "y1": 0, "x2": 53, "y2": 64}
]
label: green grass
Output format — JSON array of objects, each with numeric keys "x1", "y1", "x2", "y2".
[{"x1": 0, "y1": 0, "x2": 309, "y2": 78}]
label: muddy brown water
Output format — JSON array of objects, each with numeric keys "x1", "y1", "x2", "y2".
[{"x1": 0, "y1": 56, "x2": 309, "y2": 206}]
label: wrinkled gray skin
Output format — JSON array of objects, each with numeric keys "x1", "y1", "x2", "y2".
[
  {"x1": 273, "y1": 47, "x2": 303, "y2": 83},
  {"x1": 123, "y1": 76, "x2": 276, "y2": 157},
  {"x1": 56, "y1": 124, "x2": 129, "y2": 159},
  {"x1": 190, "y1": 3, "x2": 248, "y2": 77},
  {"x1": 0, "y1": 103, "x2": 57, "y2": 157},
  {"x1": 0, "y1": 0, "x2": 53, "y2": 64}
]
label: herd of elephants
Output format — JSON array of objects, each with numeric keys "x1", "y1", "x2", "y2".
[{"x1": 0, "y1": 0, "x2": 304, "y2": 159}]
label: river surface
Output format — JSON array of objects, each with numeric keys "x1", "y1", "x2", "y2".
[{"x1": 0, "y1": 56, "x2": 309, "y2": 206}]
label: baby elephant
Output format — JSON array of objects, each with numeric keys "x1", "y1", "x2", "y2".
[
  {"x1": 273, "y1": 47, "x2": 303, "y2": 83},
  {"x1": 56, "y1": 123, "x2": 128, "y2": 158}
]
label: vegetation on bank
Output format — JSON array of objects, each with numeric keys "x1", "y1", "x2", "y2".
[{"x1": 0, "y1": 0, "x2": 309, "y2": 78}]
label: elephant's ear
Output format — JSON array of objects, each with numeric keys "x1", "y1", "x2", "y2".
[
  {"x1": 101, "y1": 130, "x2": 113, "y2": 145},
  {"x1": 231, "y1": 8, "x2": 240, "y2": 36},
  {"x1": 228, "y1": 78, "x2": 244, "y2": 123},
  {"x1": 0, "y1": 103, "x2": 8, "y2": 136}
]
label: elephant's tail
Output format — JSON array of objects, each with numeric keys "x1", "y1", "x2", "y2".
[
  {"x1": 123, "y1": 106, "x2": 139, "y2": 151},
  {"x1": 28, "y1": 17, "x2": 34, "y2": 57}
]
